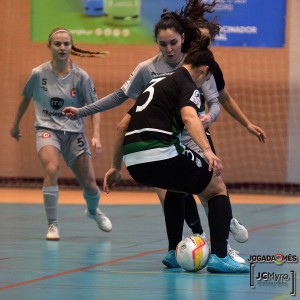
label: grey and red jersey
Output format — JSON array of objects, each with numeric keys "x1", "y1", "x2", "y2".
[
  {"x1": 79, "y1": 53, "x2": 220, "y2": 122},
  {"x1": 22, "y1": 61, "x2": 98, "y2": 132}
]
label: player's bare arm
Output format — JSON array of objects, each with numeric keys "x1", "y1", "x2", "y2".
[{"x1": 181, "y1": 106, "x2": 223, "y2": 176}]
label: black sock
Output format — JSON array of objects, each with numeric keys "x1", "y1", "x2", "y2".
[
  {"x1": 208, "y1": 195, "x2": 232, "y2": 258},
  {"x1": 184, "y1": 194, "x2": 204, "y2": 235},
  {"x1": 226, "y1": 190, "x2": 233, "y2": 219},
  {"x1": 164, "y1": 191, "x2": 185, "y2": 251}
]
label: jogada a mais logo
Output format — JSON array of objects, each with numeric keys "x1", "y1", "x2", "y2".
[
  {"x1": 248, "y1": 253, "x2": 298, "y2": 265},
  {"x1": 249, "y1": 253, "x2": 298, "y2": 296}
]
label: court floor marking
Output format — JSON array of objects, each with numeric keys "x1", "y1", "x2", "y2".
[
  {"x1": 1, "y1": 217, "x2": 300, "y2": 292},
  {"x1": 0, "y1": 189, "x2": 300, "y2": 205},
  {"x1": 248, "y1": 218, "x2": 300, "y2": 233},
  {"x1": 0, "y1": 248, "x2": 166, "y2": 291}
]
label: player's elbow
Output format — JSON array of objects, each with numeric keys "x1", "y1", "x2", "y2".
[{"x1": 181, "y1": 112, "x2": 197, "y2": 128}]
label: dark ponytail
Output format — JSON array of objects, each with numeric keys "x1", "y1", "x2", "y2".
[{"x1": 183, "y1": 36, "x2": 216, "y2": 72}]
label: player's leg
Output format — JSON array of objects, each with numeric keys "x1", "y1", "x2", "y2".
[
  {"x1": 198, "y1": 193, "x2": 246, "y2": 263},
  {"x1": 198, "y1": 176, "x2": 249, "y2": 273},
  {"x1": 155, "y1": 188, "x2": 204, "y2": 236},
  {"x1": 38, "y1": 145, "x2": 60, "y2": 241},
  {"x1": 174, "y1": 148, "x2": 249, "y2": 272},
  {"x1": 206, "y1": 131, "x2": 248, "y2": 241},
  {"x1": 154, "y1": 187, "x2": 166, "y2": 207},
  {"x1": 37, "y1": 129, "x2": 61, "y2": 241},
  {"x1": 67, "y1": 133, "x2": 112, "y2": 232},
  {"x1": 198, "y1": 192, "x2": 248, "y2": 243},
  {"x1": 162, "y1": 191, "x2": 186, "y2": 268},
  {"x1": 195, "y1": 131, "x2": 249, "y2": 243},
  {"x1": 128, "y1": 153, "x2": 247, "y2": 272},
  {"x1": 71, "y1": 153, "x2": 112, "y2": 232},
  {"x1": 183, "y1": 194, "x2": 204, "y2": 235}
]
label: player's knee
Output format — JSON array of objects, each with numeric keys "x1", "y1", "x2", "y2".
[
  {"x1": 82, "y1": 177, "x2": 98, "y2": 194},
  {"x1": 199, "y1": 176, "x2": 226, "y2": 199},
  {"x1": 45, "y1": 163, "x2": 59, "y2": 178}
]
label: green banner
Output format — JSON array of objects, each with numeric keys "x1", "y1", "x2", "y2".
[{"x1": 31, "y1": 0, "x2": 156, "y2": 44}]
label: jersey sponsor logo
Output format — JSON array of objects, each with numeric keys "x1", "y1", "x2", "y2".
[
  {"x1": 42, "y1": 109, "x2": 63, "y2": 117},
  {"x1": 189, "y1": 90, "x2": 201, "y2": 109},
  {"x1": 70, "y1": 88, "x2": 76, "y2": 98},
  {"x1": 50, "y1": 97, "x2": 64, "y2": 110},
  {"x1": 152, "y1": 71, "x2": 174, "y2": 78},
  {"x1": 41, "y1": 132, "x2": 51, "y2": 139}
]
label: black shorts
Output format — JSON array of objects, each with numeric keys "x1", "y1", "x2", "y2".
[{"x1": 127, "y1": 148, "x2": 213, "y2": 195}]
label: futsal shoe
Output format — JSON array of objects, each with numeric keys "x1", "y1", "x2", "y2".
[
  {"x1": 230, "y1": 218, "x2": 248, "y2": 243},
  {"x1": 227, "y1": 245, "x2": 246, "y2": 264},
  {"x1": 162, "y1": 250, "x2": 181, "y2": 268},
  {"x1": 207, "y1": 254, "x2": 250, "y2": 273},
  {"x1": 46, "y1": 224, "x2": 60, "y2": 241},
  {"x1": 85, "y1": 208, "x2": 112, "y2": 232}
]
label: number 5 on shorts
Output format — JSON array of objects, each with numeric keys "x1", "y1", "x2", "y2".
[{"x1": 77, "y1": 137, "x2": 84, "y2": 147}]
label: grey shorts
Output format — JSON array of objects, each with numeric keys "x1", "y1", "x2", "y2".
[
  {"x1": 36, "y1": 128, "x2": 91, "y2": 167},
  {"x1": 181, "y1": 128, "x2": 216, "y2": 155}
]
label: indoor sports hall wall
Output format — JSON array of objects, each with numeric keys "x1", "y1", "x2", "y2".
[{"x1": 1, "y1": 0, "x2": 299, "y2": 193}]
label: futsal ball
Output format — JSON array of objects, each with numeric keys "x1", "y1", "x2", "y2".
[{"x1": 176, "y1": 235, "x2": 210, "y2": 272}]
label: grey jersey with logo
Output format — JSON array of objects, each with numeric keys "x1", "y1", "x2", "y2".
[
  {"x1": 22, "y1": 61, "x2": 98, "y2": 133},
  {"x1": 79, "y1": 53, "x2": 220, "y2": 120},
  {"x1": 121, "y1": 53, "x2": 219, "y2": 104}
]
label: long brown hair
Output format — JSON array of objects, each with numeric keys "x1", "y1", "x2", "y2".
[{"x1": 48, "y1": 27, "x2": 109, "y2": 58}]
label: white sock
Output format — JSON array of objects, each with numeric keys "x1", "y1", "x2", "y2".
[
  {"x1": 43, "y1": 186, "x2": 59, "y2": 225},
  {"x1": 84, "y1": 190, "x2": 100, "y2": 215}
]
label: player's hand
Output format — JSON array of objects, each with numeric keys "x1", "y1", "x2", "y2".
[
  {"x1": 103, "y1": 168, "x2": 121, "y2": 194},
  {"x1": 199, "y1": 114, "x2": 212, "y2": 129},
  {"x1": 91, "y1": 137, "x2": 102, "y2": 158},
  {"x1": 246, "y1": 124, "x2": 266, "y2": 143},
  {"x1": 203, "y1": 149, "x2": 223, "y2": 177},
  {"x1": 62, "y1": 107, "x2": 80, "y2": 120},
  {"x1": 10, "y1": 126, "x2": 21, "y2": 141}
]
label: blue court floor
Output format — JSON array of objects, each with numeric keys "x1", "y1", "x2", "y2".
[{"x1": 0, "y1": 191, "x2": 299, "y2": 300}]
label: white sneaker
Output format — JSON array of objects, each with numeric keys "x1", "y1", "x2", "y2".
[
  {"x1": 46, "y1": 224, "x2": 60, "y2": 241},
  {"x1": 85, "y1": 208, "x2": 112, "y2": 232},
  {"x1": 230, "y1": 218, "x2": 248, "y2": 243},
  {"x1": 227, "y1": 245, "x2": 246, "y2": 264}
]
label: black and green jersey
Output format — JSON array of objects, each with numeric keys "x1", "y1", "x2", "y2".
[{"x1": 123, "y1": 67, "x2": 201, "y2": 167}]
